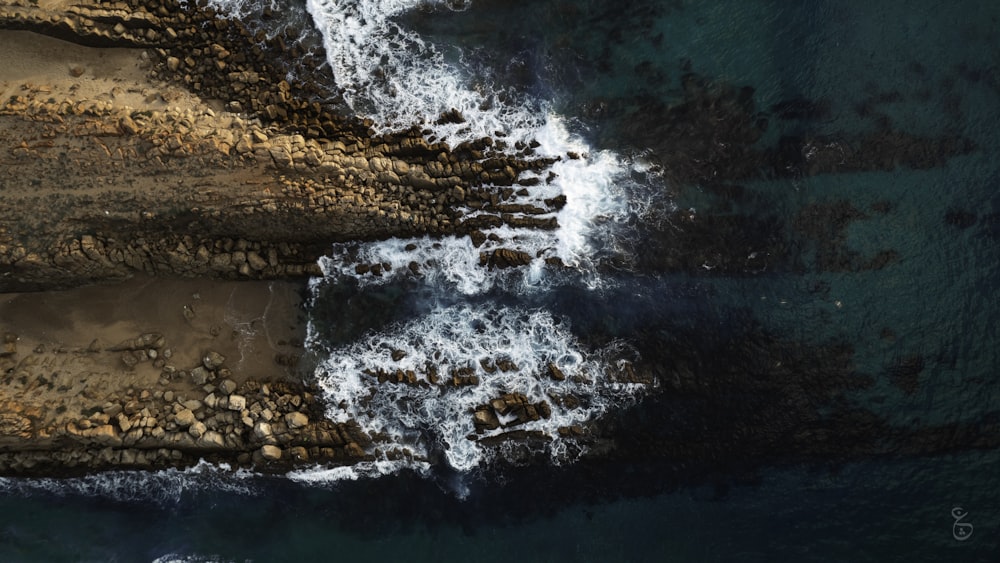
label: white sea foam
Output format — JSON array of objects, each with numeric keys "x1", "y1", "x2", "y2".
[
  {"x1": 302, "y1": 0, "x2": 639, "y2": 287},
  {"x1": 306, "y1": 0, "x2": 539, "y2": 144},
  {"x1": 0, "y1": 461, "x2": 259, "y2": 504},
  {"x1": 286, "y1": 459, "x2": 432, "y2": 483},
  {"x1": 312, "y1": 304, "x2": 643, "y2": 472},
  {"x1": 207, "y1": 0, "x2": 651, "y2": 477},
  {"x1": 152, "y1": 554, "x2": 234, "y2": 563},
  {"x1": 297, "y1": 0, "x2": 652, "y2": 476}
]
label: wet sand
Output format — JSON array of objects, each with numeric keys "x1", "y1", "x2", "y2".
[
  {"x1": 0, "y1": 276, "x2": 309, "y2": 383},
  {"x1": 0, "y1": 276, "x2": 311, "y2": 455}
]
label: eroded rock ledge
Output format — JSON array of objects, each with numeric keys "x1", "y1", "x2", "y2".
[
  {"x1": 0, "y1": 0, "x2": 610, "y2": 476},
  {"x1": 0, "y1": 0, "x2": 561, "y2": 291}
]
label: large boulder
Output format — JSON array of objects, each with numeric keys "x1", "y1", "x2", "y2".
[
  {"x1": 487, "y1": 248, "x2": 533, "y2": 269},
  {"x1": 253, "y1": 421, "x2": 273, "y2": 441},
  {"x1": 260, "y1": 445, "x2": 282, "y2": 461},
  {"x1": 198, "y1": 431, "x2": 226, "y2": 448},
  {"x1": 187, "y1": 421, "x2": 207, "y2": 439},
  {"x1": 285, "y1": 411, "x2": 308, "y2": 429},
  {"x1": 174, "y1": 409, "x2": 196, "y2": 427},
  {"x1": 473, "y1": 408, "x2": 501, "y2": 431},
  {"x1": 217, "y1": 379, "x2": 237, "y2": 395}
]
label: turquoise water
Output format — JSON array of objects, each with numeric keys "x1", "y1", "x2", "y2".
[{"x1": 3, "y1": 0, "x2": 1000, "y2": 560}]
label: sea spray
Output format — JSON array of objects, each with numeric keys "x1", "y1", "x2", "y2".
[
  {"x1": 309, "y1": 303, "x2": 643, "y2": 472},
  {"x1": 204, "y1": 0, "x2": 654, "y2": 477},
  {"x1": 296, "y1": 0, "x2": 654, "y2": 475}
]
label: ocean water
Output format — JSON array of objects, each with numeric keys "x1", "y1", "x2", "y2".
[{"x1": 3, "y1": 0, "x2": 1000, "y2": 560}]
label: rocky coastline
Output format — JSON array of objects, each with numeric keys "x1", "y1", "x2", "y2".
[
  {"x1": 0, "y1": 0, "x2": 602, "y2": 477},
  {"x1": 0, "y1": 0, "x2": 991, "y2": 484},
  {"x1": 0, "y1": 0, "x2": 558, "y2": 293}
]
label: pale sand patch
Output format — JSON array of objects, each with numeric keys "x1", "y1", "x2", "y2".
[
  {"x1": 0, "y1": 29, "x2": 218, "y2": 113},
  {"x1": 0, "y1": 277, "x2": 309, "y2": 384}
]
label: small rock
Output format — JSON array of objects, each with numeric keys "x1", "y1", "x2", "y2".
[
  {"x1": 227, "y1": 395, "x2": 246, "y2": 411},
  {"x1": 190, "y1": 367, "x2": 210, "y2": 385},
  {"x1": 253, "y1": 422, "x2": 273, "y2": 440},
  {"x1": 203, "y1": 351, "x2": 226, "y2": 370},
  {"x1": 1, "y1": 333, "x2": 16, "y2": 357},
  {"x1": 121, "y1": 351, "x2": 140, "y2": 368},
  {"x1": 188, "y1": 421, "x2": 207, "y2": 439},
  {"x1": 217, "y1": 379, "x2": 237, "y2": 395}
]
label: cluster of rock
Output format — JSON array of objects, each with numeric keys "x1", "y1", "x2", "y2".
[
  {"x1": 0, "y1": 0, "x2": 612, "y2": 475},
  {"x1": 472, "y1": 393, "x2": 553, "y2": 433},
  {"x1": 354, "y1": 348, "x2": 653, "y2": 456},
  {"x1": 0, "y1": 339, "x2": 377, "y2": 475},
  {"x1": 0, "y1": 0, "x2": 576, "y2": 291},
  {"x1": 0, "y1": 91, "x2": 560, "y2": 288}
]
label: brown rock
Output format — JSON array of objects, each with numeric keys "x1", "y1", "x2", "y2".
[
  {"x1": 199, "y1": 431, "x2": 225, "y2": 448},
  {"x1": 1, "y1": 333, "x2": 16, "y2": 357},
  {"x1": 174, "y1": 409, "x2": 196, "y2": 428},
  {"x1": 188, "y1": 421, "x2": 207, "y2": 438},
  {"x1": 84, "y1": 425, "x2": 120, "y2": 446},
  {"x1": 227, "y1": 395, "x2": 247, "y2": 411},
  {"x1": 473, "y1": 408, "x2": 500, "y2": 431},
  {"x1": 203, "y1": 350, "x2": 226, "y2": 370},
  {"x1": 260, "y1": 444, "x2": 282, "y2": 461},
  {"x1": 253, "y1": 421, "x2": 274, "y2": 441},
  {"x1": 547, "y1": 362, "x2": 566, "y2": 381},
  {"x1": 488, "y1": 248, "x2": 533, "y2": 269},
  {"x1": 217, "y1": 379, "x2": 237, "y2": 395},
  {"x1": 285, "y1": 411, "x2": 308, "y2": 429}
]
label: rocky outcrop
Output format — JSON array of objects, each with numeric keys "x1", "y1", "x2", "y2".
[
  {"x1": 0, "y1": 0, "x2": 565, "y2": 291},
  {"x1": 0, "y1": 332, "x2": 378, "y2": 475}
]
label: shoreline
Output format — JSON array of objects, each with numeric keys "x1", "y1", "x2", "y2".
[
  {"x1": 0, "y1": 276, "x2": 386, "y2": 476},
  {"x1": 0, "y1": 0, "x2": 578, "y2": 476},
  {"x1": 0, "y1": 0, "x2": 580, "y2": 476},
  {"x1": 0, "y1": 0, "x2": 990, "y2": 481}
]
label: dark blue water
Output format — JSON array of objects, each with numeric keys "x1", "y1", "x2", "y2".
[{"x1": 3, "y1": 0, "x2": 999, "y2": 560}]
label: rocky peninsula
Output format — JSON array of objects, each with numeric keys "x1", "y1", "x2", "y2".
[
  {"x1": 0, "y1": 0, "x2": 574, "y2": 476},
  {"x1": 1, "y1": 0, "x2": 991, "y2": 483}
]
